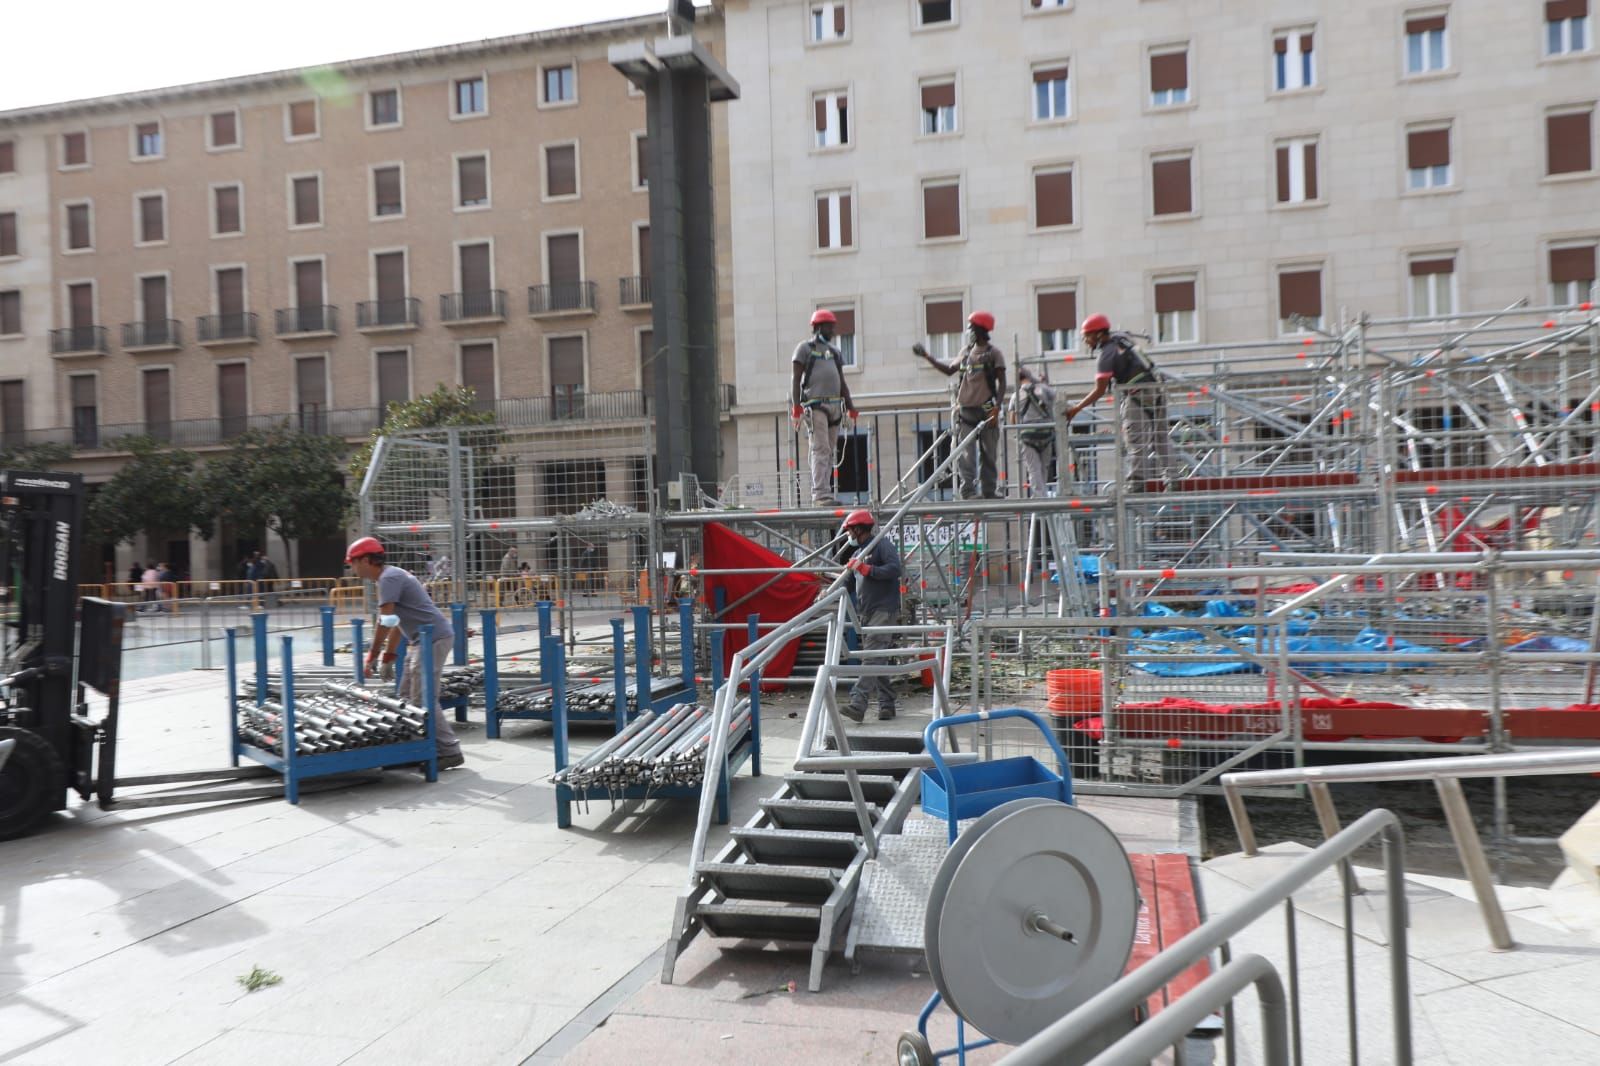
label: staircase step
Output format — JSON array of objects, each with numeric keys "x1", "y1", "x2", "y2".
[
  {"x1": 784, "y1": 772, "x2": 899, "y2": 804},
  {"x1": 695, "y1": 900, "x2": 823, "y2": 943},
  {"x1": 732, "y1": 826, "x2": 861, "y2": 868},
  {"x1": 697, "y1": 861, "x2": 838, "y2": 902},
  {"x1": 831, "y1": 731, "x2": 929, "y2": 755},
  {"x1": 761, "y1": 797, "x2": 881, "y2": 831}
]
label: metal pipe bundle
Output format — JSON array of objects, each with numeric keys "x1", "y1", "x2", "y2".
[
  {"x1": 500, "y1": 675, "x2": 688, "y2": 716},
  {"x1": 236, "y1": 682, "x2": 428, "y2": 757},
  {"x1": 550, "y1": 699, "x2": 752, "y2": 794}
]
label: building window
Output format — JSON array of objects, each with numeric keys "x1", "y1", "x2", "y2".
[
  {"x1": 218, "y1": 363, "x2": 249, "y2": 439},
  {"x1": 136, "y1": 193, "x2": 165, "y2": 244},
  {"x1": 542, "y1": 64, "x2": 576, "y2": 105},
  {"x1": 70, "y1": 374, "x2": 97, "y2": 448},
  {"x1": 1408, "y1": 254, "x2": 1456, "y2": 317},
  {"x1": 545, "y1": 232, "x2": 583, "y2": 289},
  {"x1": 1546, "y1": 0, "x2": 1591, "y2": 55},
  {"x1": 139, "y1": 368, "x2": 172, "y2": 437},
  {"x1": 374, "y1": 251, "x2": 408, "y2": 317},
  {"x1": 1149, "y1": 48, "x2": 1189, "y2": 107},
  {"x1": 820, "y1": 305, "x2": 858, "y2": 367},
  {"x1": 1273, "y1": 29, "x2": 1317, "y2": 91},
  {"x1": 1547, "y1": 108, "x2": 1595, "y2": 175},
  {"x1": 920, "y1": 80, "x2": 958, "y2": 134},
  {"x1": 0, "y1": 140, "x2": 14, "y2": 174},
  {"x1": 0, "y1": 291, "x2": 20, "y2": 336},
  {"x1": 1151, "y1": 153, "x2": 1194, "y2": 216},
  {"x1": 1037, "y1": 287, "x2": 1078, "y2": 353},
  {"x1": 134, "y1": 121, "x2": 163, "y2": 159},
  {"x1": 457, "y1": 154, "x2": 489, "y2": 208},
  {"x1": 1031, "y1": 64, "x2": 1070, "y2": 121},
  {"x1": 208, "y1": 110, "x2": 239, "y2": 150},
  {"x1": 65, "y1": 202, "x2": 92, "y2": 251},
  {"x1": 1, "y1": 380, "x2": 25, "y2": 444},
  {"x1": 0, "y1": 212, "x2": 16, "y2": 258},
  {"x1": 369, "y1": 88, "x2": 401, "y2": 128},
  {"x1": 917, "y1": 0, "x2": 954, "y2": 27},
  {"x1": 376, "y1": 349, "x2": 411, "y2": 410},
  {"x1": 1550, "y1": 243, "x2": 1597, "y2": 305},
  {"x1": 1277, "y1": 266, "x2": 1324, "y2": 332},
  {"x1": 291, "y1": 174, "x2": 321, "y2": 226},
  {"x1": 549, "y1": 335, "x2": 587, "y2": 414},
  {"x1": 1405, "y1": 13, "x2": 1449, "y2": 74},
  {"x1": 62, "y1": 131, "x2": 88, "y2": 168},
  {"x1": 545, "y1": 143, "x2": 578, "y2": 198},
  {"x1": 461, "y1": 342, "x2": 497, "y2": 410},
  {"x1": 815, "y1": 188, "x2": 854, "y2": 250},
  {"x1": 214, "y1": 267, "x2": 246, "y2": 318},
  {"x1": 1275, "y1": 137, "x2": 1320, "y2": 203},
  {"x1": 373, "y1": 164, "x2": 403, "y2": 218},
  {"x1": 213, "y1": 183, "x2": 242, "y2": 236},
  {"x1": 634, "y1": 132, "x2": 649, "y2": 189},
  {"x1": 811, "y1": 1, "x2": 847, "y2": 42},
  {"x1": 1033, "y1": 165, "x2": 1074, "y2": 228},
  {"x1": 923, "y1": 297, "x2": 964, "y2": 359},
  {"x1": 1153, "y1": 278, "x2": 1198, "y2": 343},
  {"x1": 921, "y1": 178, "x2": 962, "y2": 240},
  {"x1": 1029, "y1": 0, "x2": 1071, "y2": 10},
  {"x1": 454, "y1": 76, "x2": 486, "y2": 117},
  {"x1": 286, "y1": 100, "x2": 318, "y2": 139},
  {"x1": 814, "y1": 91, "x2": 850, "y2": 148},
  {"x1": 1406, "y1": 125, "x2": 1452, "y2": 189}
]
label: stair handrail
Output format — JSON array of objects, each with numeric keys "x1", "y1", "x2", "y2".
[{"x1": 1222, "y1": 746, "x2": 1600, "y2": 953}]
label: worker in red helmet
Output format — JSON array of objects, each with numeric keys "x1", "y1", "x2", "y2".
[
  {"x1": 835, "y1": 509, "x2": 901, "y2": 722},
  {"x1": 346, "y1": 536, "x2": 466, "y2": 771},
  {"x1": 913, "y1": 310, "x2": 1006, "y2": 500},
  {"x1": 1064, "y1": 313, "x2": 1175, "y2": 490},
  {"x1": 791, "y1": 308, "x2": 858, "y2": 506}
]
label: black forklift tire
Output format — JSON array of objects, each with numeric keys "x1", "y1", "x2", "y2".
[{"x1": 0, "y1": 726, "x2": 65, "y2": 841}]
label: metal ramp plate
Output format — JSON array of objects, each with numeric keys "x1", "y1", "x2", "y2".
[{"x1": 846, "y1": 828, "x2": 949, "y2": 957}]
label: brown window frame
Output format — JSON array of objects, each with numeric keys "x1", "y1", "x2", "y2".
[{"x1": 1151, "y1": 153, "x2": 1195, "y2": 217}]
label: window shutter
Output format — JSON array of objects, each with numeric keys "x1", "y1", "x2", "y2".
[
  {"x1": 375, "y1": 252, "x2": 406, "y2": 302},
  {"x1": 377, "y1": 351, "x2": 410, "y2": 408},
  {"x1": 293, "y1": 176, "x2": 319, "y2": 224},
  {"x1": 1275, "y1": 147, "x2": 1291, "y2": 202},
  {"x1": 1150, "y1": 51, "x2": 1187, "y2": 92},
  {"x1": 547, "y1": 144, "x2": 577, "y2": 196},
  {"x1": 839, "y1": 193, "x2": 853, "y2": 246},
  {"x1": 636, "y1": 135, "x2": 649, "y2": 185},
  {"x1": 1154, "y1": 280, "x2": 1196, "y2": 314},
  {"x1": 817, "y1": 196, "x2": 833, "y2": 248},
  {"x1": 639, "y1": 329, "x2": 655, "y2": 396},
  {"x1": 1037, "y1": 289, "x2": 1077, "y2": 332},
  {"x1": 1547, "y1": 112, "x2": 1593, "y2": 175},
  {"x1": 67, "y1": 204, "x2": 90, "y2": 248},
  {"x1": 1299, "y1": 32, "x2": 1314, "y2": 52},
  {"x1": 136, "y1": 122, "x2": 158, "y2": 146},
  {"x1": 1550, "y1": 245, "x2": 1597, "y2": 283},
  {"x1": 216, "y1": 268, "x2": 244, "y2": 315},
  {"x1": 1409, "y1": 257, "x2": 1454, "y2": 276},
  {"x1": 0, "y1": 212, "x2": 16, "y2": 256},
  {"x1": 921, "y1": 82, "x2": 956, "y2": 109},
  {"x1": 1407, "y1": 128, "x2": 1449, "y2": 168},
  {"x1": 218, "y1": 365, "x2": 248, "y2": 419},
  {"x1": 1273, "y1": 36, "x2": 1288, "y2": 54},
  {"x1": 833, "y1": 4, "x2": 845, "y2": 33},
  {"x1": 1278, "y1": 269, "x2": 1323, "y2": 318},
  {"x1": 546, "y1": 234, "x2": 581, "y2": 284},
  {"x1": 1303, "y1": 143, "x2": 1319, "y2": 200},
  {"x1": 459, "y1": 243, "x2": 491, "y2": 293},
  {"x1": 139, "y1": 194, "x2": 164, "y2": 241},
  {"x1": 1151, "y1": 157, "x2": 1193, "y2": 215},
  {"x1": 459, "y1": 156, "x2": 488, "y2": 203},
  {"x1": 1031, "y1": 66, "x2": 1068, "y2": 84},
  {"x1": 64, "y1": 132, "x2": 86, "y2": 166},
  {"x1": 637, "y1": 225, "x2": 651, "y2": 278},
  {"x1": 0, "y1": 292, "x2": 20, "y2": 335},
  {"x1": 294, "y1": 261, "x2": 322, "y2": 309},
  {"x1": 1546, "y1": 0, "x2": 1587, "y2": 19},
  {"x1": 374, "y1": 166, "x2": 401, "y2": 210},
  {"x1": 297, "y1": 356, "x2": 328, "y2": 411},
  {"x1": 143, "y1": 369, "x2": 171, "y2": 424},
  {"x1": 831, "y1": 308, "x2": 856, "y2": 337},
  {"x1": 1406, "y1": 15, "x2": 1446, "y2": 33},
  {"x1": 215, "y1": 186, "x2": 240, "y2": 232},
  {"x1": 549, "y1": 337, "x2": 585, "y2": 387},
  {"x1": 141, "y1": 276, "x2": 167, "y2": 322},
  {"x1": 815, "y1": 97, "x2": 828, "y2": 132},
  {"x1": 0, "y1": 141, "x2": 13, "y2": 173},
  {"x1": 289, "y1": 101, "x2": 317, "y2": 136},
  {"x1": 1034, "y1": 169, "x2": 1073, "y2": 227},
  {"x1": 925, "y1": 299, "x2": 963, "y2": 335},
  {"x1": 461, "y1": 343, "x2": 496, "y2": 405},
  {"x1": 923, "y1": 182, "x2": 960, "y2": 238},
  {"x1": 69, "y1": 283, "x2": 94, "y2": 327},
  {"x1": 2, "y1": 380, "x2": 26, "y2": 432},
  {"x1": 211, "y1": 111, "x2": 237, "y2": 146}
]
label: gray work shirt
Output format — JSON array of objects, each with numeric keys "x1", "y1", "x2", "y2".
[
  {"x1": 376, "y1": 565, "x2": 453, "y2": 643},
  {"x1": 838, "y1": 535, "x2": 902, "y2": 617},
  {"x1": 793, "y1": 338, "x2": 845, "y2": 401},
  {"x1": 1094, "y1": 332, "x2": 1159, "y2": 385}
]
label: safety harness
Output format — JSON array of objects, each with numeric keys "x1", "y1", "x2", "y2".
[{"x1": 798, "y1": 337, "x2": 848, "y2": 426}]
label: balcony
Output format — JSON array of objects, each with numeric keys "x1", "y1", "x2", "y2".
[
  {"x1": 357, "y1": 297, "x2": 421, "y2": 332},
  {"x1": 196, "y1": 312, "x2": 258, "y2": 345},
  {"x1": 49, "y1": 325, "x2": 108, "y2": 356},
  {"x1": 121, "y1": 319, "x2": 182, "y2": 351},
  {"x1": 275, "y1": 305, "x2": 339, "y2": 338},
  {"x1": 440, "y1": 290, "x2": 506, "y2": 324},
  {"x1": 528, "y1": 281, "x2": 597, "y2": 317},
  {"x1": 619, "y1": 275, "x2": 652, "y2": 308}
]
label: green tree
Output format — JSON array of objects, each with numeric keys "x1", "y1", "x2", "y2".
[
  {"x1": 0, "y1": 441, "x2": 73, "y2": 471},
  {"x1": 201, "y1": 423, "x2": 351, "y2": 574},
  {"x1": 85, "y1": 437, "x2": 211, "y2": 547},
  {"x1": 346, "y1": 384, "x2": 499, "y2": 486}
]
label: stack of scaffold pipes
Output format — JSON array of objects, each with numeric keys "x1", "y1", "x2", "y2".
[
  {"x1": 235, "y1": 682, "x2": 427, "y2": 756},
  {"x1": 550, "y1": 697, "x2": 753, "y2": 793},
  {"x1": 498, "y1": 675, "x2": 688, "y2": 717}
]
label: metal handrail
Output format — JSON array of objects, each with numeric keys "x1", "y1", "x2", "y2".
[
  {"x1": 1002, "y1": 809, "x2": 1412, "y2": 1066},
  {"x1": 1222, "y1": 746, "x2": 1600, "y2": 952}
]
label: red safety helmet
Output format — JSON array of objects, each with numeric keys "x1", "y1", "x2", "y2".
[
  {"x1": 1080, "y1": 312, "x2": 1112, "y2": 334},
  {"x1": 968, "y1": 310, "x2": 996, "y2": 332},
  {"x1": 842, "y1": 509, "x2": 875, "y2": 530},
  {"x1": 345, "y1": 536, "x2": 385, "y2": 563},
  {"x1": 810, "y1": 309, "x2": 837, "y2": 327}
]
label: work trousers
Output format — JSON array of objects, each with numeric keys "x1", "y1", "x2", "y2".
[
  {"x1": 1119, "y1": 390, "x2": 1176, "y2": 488},
  {"x1": 401, "y1": 635, "x2": 463, "y2": 757},
  {"x1": 1018, "y1": 439, "x2": 1053, "y2": 498},
  {"x1": 955, "y1": 418, "x2": 1000, "y2": 499},
  {"x1": 848, "y1": 606, "x2": 899, "y2": 715},
  {"x1": 803, "y1": 407, "x2": 840, "y2": 502}
]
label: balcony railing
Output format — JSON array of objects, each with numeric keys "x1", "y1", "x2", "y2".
[
  {"x1": 528, "y1": 281, "x2": 598, "y2": 316},
  {"x1": 356, "y1": 298, "x2": 421, "y2": 330},
  {"x1": 440, "y1": 290, "x2": 506, "y2": 322},
  {"x1": 196, "y1": 312, "x2": 258, "y2": 344},
  {"x1": 275, "y1": 305, "x2": 339, "y2": 336},
  {"x1": 619, "y1": 275, "x2": 652, "y2": 307},
  {"x1": 121, "y1": 319, "x2": 181, "y2": 349},
  {"x1": 49, "y1": 326, "x2": 108, "y2": 355}
]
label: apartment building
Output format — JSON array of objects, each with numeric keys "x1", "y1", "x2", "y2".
[
  {"x1": 0, "y1": 11, "x2": 733, "y2": 575},
  {"x1": 723, "y1": 0, "x2": 1599, "y2": 493}
]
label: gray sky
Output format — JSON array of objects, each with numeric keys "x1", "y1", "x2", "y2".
[{"x1": 2, "y1": 1, "x2": 675, "y2": 111}]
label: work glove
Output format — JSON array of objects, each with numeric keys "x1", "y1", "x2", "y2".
[
  {"x1": 847, "y1": 405, "x2": 859, "y2": 421},
  {"x1": 379, "y1": 652, "x2": 397, "y2": 682},
  {"x1": 847, "y1": 558, "x2": 870, "y2": 577},
  {"x1": 790, "y1": 404, "x2": 804, "y2": 427}
]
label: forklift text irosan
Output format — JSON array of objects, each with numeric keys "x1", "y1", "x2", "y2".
[{"x1": 53, "y1": 521, "x2": 70, "y2": 581}]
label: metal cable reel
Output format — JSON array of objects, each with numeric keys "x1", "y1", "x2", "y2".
[{"x1": 913, "y1": 798, "x2": 1140, "y2": 1061}]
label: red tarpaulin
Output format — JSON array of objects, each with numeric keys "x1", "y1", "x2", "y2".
[{"x1": 703, "y1": 522, "x2": 822, "y2": 690}]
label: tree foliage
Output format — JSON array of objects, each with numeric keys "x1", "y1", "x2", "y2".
[
  {"x1": 0, "y1": 441, "x2": 73, "y2": 472},
  {"x1": 85, "y1": 437, "x2": 212, "y2": 546},
  {"x1": 346, "y1": 384, "x2": 499, "y2": 486},
  {"x1": 201, "y1": 423, "x2": 351, "y2": 572}
]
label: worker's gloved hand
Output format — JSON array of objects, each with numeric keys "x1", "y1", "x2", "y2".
[
  {"x1": 790, "y1": 404, "x2": 804, "y2": 425},
  {"x1": 847, "y1": 558, "x2": 870, "y2": 577},
  {"x1": 846, "y1": 405, "x2": 859, "y2": 421},
  {"x1": 379, "y1": 652, "x2": 397, "y2": 682}
]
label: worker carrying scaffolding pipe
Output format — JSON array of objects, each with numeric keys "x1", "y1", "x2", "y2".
[{"x1": 1064, "y1": 312, "x2": 1177, "y2": 490}]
